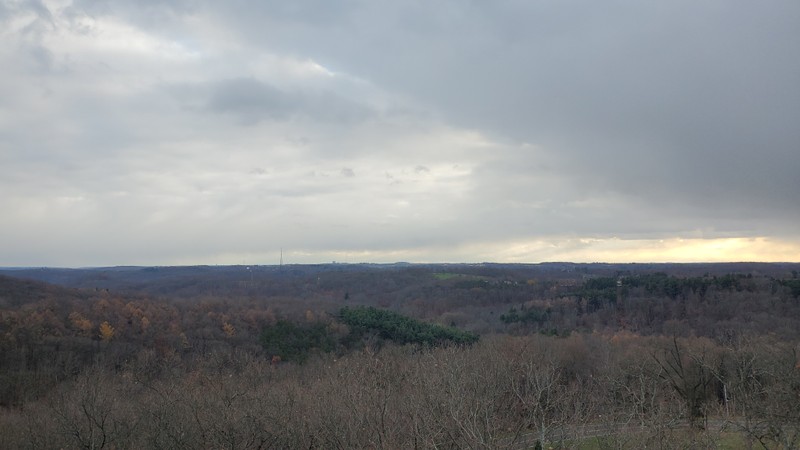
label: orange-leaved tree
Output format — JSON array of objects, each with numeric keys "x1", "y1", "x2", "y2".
[{"x1": 99, "y1": 321, "x2": 115, "y2": 342}]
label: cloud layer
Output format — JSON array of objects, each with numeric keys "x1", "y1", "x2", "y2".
[{"x1": 1, "y1": 0, "x2": 798, "y2": 266}]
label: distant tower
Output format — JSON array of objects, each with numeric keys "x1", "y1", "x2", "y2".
[{"x1": 280, "y1": 248, "x2": 283, "y2": 267}]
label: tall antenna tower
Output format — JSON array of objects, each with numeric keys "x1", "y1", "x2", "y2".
[{"x1": 280, "y1": 248, "x2": 283, "y2": 267}]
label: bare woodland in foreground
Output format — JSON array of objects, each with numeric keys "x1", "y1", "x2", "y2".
[{"x1": 0, "y1": 263, "x2": 799, "y2": 449}]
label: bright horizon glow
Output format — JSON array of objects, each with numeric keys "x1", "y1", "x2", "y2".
[{"x1": 4, "y1": 237, "x2": 796, "y2": 268}]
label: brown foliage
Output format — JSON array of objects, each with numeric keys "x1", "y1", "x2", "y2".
[{"x1": 98, "y1": 321, "x2": 115, "y2": 341}]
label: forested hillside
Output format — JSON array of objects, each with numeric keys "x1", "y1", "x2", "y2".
[{"x1": 1, "y1": 263, "x2": 799, "y2": 448}]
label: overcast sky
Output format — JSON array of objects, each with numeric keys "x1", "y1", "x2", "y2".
[{"x1": 1, "y1": 0, "x2": 799, "y2": 266}]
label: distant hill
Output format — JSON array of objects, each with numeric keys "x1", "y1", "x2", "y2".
[
  {"x1": 0, "y1": 273, "x2": 88, "y2": 308},
  {"x1": 2, "y1": 262, "x2": 798, "y2": 294}
]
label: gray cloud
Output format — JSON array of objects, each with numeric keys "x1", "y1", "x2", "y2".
[
  {"x1": 216, "y1": 0, "x2": 799, "y2": 218},
  {"x1": 1, "y1": 0, "x2": 798, "y2": 265},
  {"x1": 166, "y1": 77, "x2": 375, "y2": 125},
  {"x1": 207, "y1": 78, "x2": 294, "y2": 120}
]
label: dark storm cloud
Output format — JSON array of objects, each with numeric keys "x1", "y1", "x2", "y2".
[
  {"x1": 204, "y1": 0, "x2": 799, "y2": 227},
  {"x1": 206, "y1": 78, "x2": 296, "y2": 121},
  {"x1": 168, "y1": 77, "x2": 373, "y2": 125}
]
